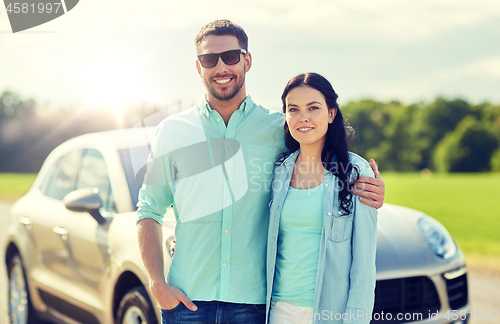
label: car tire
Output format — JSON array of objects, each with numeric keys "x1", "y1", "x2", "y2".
[
  {"x1": 7, "y1": 254, "x2": 39, "y2": 324},
  {"x1": 115, "y1": 286, "x2": 157, "y2": 324}
]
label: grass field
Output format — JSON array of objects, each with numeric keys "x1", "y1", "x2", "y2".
[
  {"x1": 0, "y1": 173, "x2": 37, "y2": 201},
  {"x1": 382, "y1": 172, "x2": 500, "y2": 264},
  {"x1": 1, "y1": 172, "x2": 499, "y2": 260}
]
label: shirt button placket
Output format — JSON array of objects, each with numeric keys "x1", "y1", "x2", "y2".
[{"x1": 220, "y1": 133, "x2": 235, "y2": 301}]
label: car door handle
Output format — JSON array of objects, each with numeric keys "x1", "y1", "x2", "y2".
[
  {"x1": 18, "y1": 217, "x2": 33, "y2": 230},
  {"x1": 18, "y1": 217, "x2": 32, "y2": 225},
  {"x1": 53, "y1": 226, "x2": 69, "y2": 235}
]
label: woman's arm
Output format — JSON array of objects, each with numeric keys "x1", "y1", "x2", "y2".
[{"x1": 344, "y1": 163, "x2": 378, "y2": 324}]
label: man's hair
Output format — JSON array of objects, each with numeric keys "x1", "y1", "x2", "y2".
[{"x1": 194, "y1": 19, "x2": 248, "y2": 51}]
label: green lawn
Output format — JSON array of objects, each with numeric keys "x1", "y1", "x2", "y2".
[
  {"x1": 382, "y1": 172, "x2": 500, "y2": 257},
  {"x1": 0, "y1": 173, "x2": 37, "y2": 201}
]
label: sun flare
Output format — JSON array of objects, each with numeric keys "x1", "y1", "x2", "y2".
[{"x1": 78, "y1": 50, "x2": 149, "y2": 117}]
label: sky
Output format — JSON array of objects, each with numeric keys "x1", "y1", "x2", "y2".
[{"x1": 1, "y1": 0, "x2": 499, "y2": 114}]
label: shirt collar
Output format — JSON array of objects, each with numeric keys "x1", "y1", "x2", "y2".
[
  {"x1": 283, "y1": 150, "x2": 300, "y2": 171},
  {"x1": 199, "y1": 95, "x2": 253, "y2": 118}
]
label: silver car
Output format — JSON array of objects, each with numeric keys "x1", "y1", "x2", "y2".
[{"x1": 4, "y1": 128, "x2": 470, "y2": 324}]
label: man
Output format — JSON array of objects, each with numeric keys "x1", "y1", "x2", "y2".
[{"x1": 137, "y1": 20, "x2": 385, "y2": 324}]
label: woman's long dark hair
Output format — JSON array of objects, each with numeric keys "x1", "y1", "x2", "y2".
[{"x1": 278, "y1": 73, "x2": 359, "y2": 215}]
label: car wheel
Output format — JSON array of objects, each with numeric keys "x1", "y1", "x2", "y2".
[
  {"x1": 8, "y1": 254, "x2": 38, "y2": 324},
  {"x1": 116, "y1": 286, "x2": 157, "y2": 324}
]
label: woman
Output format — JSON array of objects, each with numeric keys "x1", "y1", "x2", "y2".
[{"x1": 266, "y1": 73, "x2": 377, "y2": 324}]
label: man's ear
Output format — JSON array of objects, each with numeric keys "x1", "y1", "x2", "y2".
[
  {"x1": 244, "y1": 52, "x2": 252, "y2": 73},
  {"x1": 328, "y1": 108, "x2": 337, "y2": 123},
  {"x1": 196, "y1": 59, "x2": 202, "y2": 76}
]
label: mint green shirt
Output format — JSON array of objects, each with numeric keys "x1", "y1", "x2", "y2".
[
  {"x1": 272, "y1": 184, "x2": 323, "y2": 307},
  {"x1": 137, "y1": 96, "x2": 284, "y2": 303}
]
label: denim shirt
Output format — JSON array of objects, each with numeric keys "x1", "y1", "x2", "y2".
[{"x1": 266, "y1": 150, "x2": 378, "y2": 324}]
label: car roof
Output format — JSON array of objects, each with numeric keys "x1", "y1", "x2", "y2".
[
  {"x1": 64, "y1": 127, "x2": 156, "y2": 151},
  {"x1": 31, "y1": 127, "x2": 156, "y2": 195}
]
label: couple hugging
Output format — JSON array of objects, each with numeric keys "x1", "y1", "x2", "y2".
[{"x1": 137, "y1": 19, "x2": 385, "y2": 324}]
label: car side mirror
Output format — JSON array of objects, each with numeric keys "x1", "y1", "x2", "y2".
[{"x1": 63, "y1": 188, "x2": 106, "y2": 224}]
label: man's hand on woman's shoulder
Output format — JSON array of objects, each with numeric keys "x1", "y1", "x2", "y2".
[{"x1": 353, "y1": 159, "x2": 385, "y2": 209}]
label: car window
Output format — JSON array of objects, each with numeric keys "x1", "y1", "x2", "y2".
[
  {"x1": 119, "y1": 146, "x2": 149, "y2": 210},
  {"x1": 39, "y1": 158, "x2": 61, "y2": 195},
  {"x1": 75, "y1": 149, "x2": 115, "y2": 212},
  {"x1": 44, "y1": 150, "x2": 82, "y2": 200}
]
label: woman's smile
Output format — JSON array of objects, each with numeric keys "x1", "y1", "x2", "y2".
[{"x1": 297, "y1": 127, "x2": 314, "y2": 132}]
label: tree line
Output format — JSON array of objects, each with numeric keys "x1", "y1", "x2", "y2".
[
  {"x1": 1, "y1": 90, "x2": 499, "y2": 173},
  {"x1": 345, "y1": 98, "x2": 500, "y2": 172}
]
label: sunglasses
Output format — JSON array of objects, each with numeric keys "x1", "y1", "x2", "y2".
[{"x1": 198, "y1": 49, "x2": 247, "y2": 68}]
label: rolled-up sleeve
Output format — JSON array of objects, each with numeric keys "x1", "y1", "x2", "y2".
[
  {"x1": 137, "y1": 181, "x2": 172, "y2": 226},
  {"x1": 136, "y1": 126, "x2": 174, "y2": 227}
]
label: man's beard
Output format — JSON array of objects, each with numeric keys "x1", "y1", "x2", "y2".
[{"x1": 205, "y1": 73, "x2": 245, "y2": 101}]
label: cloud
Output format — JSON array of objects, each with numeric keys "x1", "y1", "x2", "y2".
[
  {"x1": 1, "y1": 0, "x2": 499, "y2": 105},
  {"x1": 452, "y1": 56, "x2": 500, "y2": 79},
  {"x1": 360, "y1": 56, "x2": 500, "y2": 102},
  {"x1": 151, "y1": 0, "x2": 500, "y2": 43}
]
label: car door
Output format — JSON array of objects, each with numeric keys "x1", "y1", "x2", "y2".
[
  {"x1": 30, "y1": 149, "x2": 83, "y2": 288},
  {"x1": 60, "y1": 148, "x2": 115, "y2": 316}
]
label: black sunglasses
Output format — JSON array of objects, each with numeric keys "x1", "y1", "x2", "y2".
[{"x1": 198, "y1": 49, "x2": 247, "y2": 68}]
